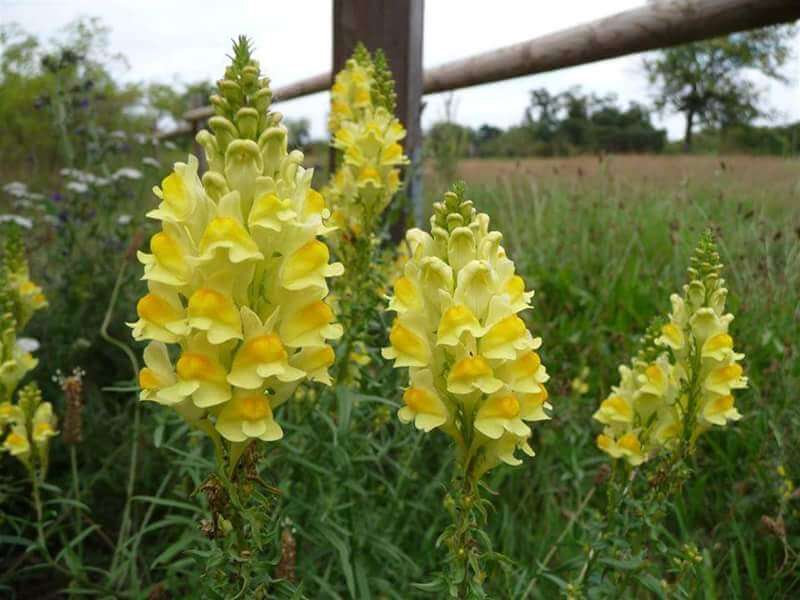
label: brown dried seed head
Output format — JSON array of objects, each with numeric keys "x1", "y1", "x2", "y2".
[
  {"x1": 594, "y1": 463, "x2": 611, "y2": 486},
  {"x1": 276, "y1": 527, "x2": 297, "y2": 583},
  {"x1": 760, "y1": 515, "x2": 786, "y2": 539},
  {"x1": 62, "y1": 372, "x2": 85, "y2": 445}
]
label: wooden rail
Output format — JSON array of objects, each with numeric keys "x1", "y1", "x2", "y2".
[{"x1": 158, "y1": 0, "x2": 800, "y2": 141}]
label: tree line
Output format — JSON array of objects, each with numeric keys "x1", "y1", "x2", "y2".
[{"x1": 425, "y1": 24, "x2": 798, "y2": 159}]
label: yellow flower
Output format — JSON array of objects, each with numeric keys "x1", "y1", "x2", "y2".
[
  {"x1": 186, "y1": 284, "x2": 243, "y2": 345},
  {"x1": 129, "y1": 283, "x2": 189, "y2": 344},
  {"x1": 447, "y1": 355, "x2": 503, "y2": 395},
  {"x1": 31, "y1": 402, "x2": 58, "y2": 445},
  {"x1": 215, "y1": 388, "x2": 283, "y2": 442},
  {"x1": 383, "y1": 186, "x2": 551, "y2": 476},
  {"x1": 0, "y1": 400, "x2": 23, "y2": 427},
  {"x1": 597, "y1": 432, "x2": 647, "y2": 466},
  {"x1": 398, "y1": 369, "x2": 449, "y2": 432},
  {"x1": 324, "y1": 49, "x2": 409, "y2": 237},
  {"x1": 699, "y1": 393, "x2": 742, "y2": 427},
  {"x1": 131, "y1": 47, "x2": 342, "y2": 453},
  {"x1": 138, "y1": 342, "x2": 180, "y2": 404},
  {"x1": 593, "y1": 395, "x2": 633, "y2": 425},
  {"x1": 437, "y1": 303, "x2": 483, "y2": 347},
  {"x1": 147, "y1": 156, "x2": 208, "y2": 237},
  {"x1": 290, "y1": 345, "x2": 336, "y2": 385},
  {"x1": 196, "y1": 192, "x2": 263, "y2": 264},
  {"x1": 280, "y1": 239, "x2": 344, "y2": 291},
  {"x1": 2, "y1": 425, "x2": 30, "y2": 458},
  {"x1": 280, "y1": 298, "x2": 343, "y2": 348},
  {"x1": 228, "y1": 307, "x2": 304, "y2": 389},
  {"x1": 138, "y1": 229, "x2": 193, "y2": 288},
  {"x1": 594, "y1": 231, "x2": 746, "y2": 466},
  {"x1": 382, "y1": 319, "x2": 431, "y2": 367},
  {"x1": 474, "y1": 391, "x2": 530, "y2": 439},
  {"x1": 475, "y1": 431, "x2": 535, "y2": 479}
]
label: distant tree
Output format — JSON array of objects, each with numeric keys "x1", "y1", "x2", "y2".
[
  {"x1": 148, "y1": 80, "x2": 214, "y2": 125},
  {"x1": 1, "y1": 18, "x2": 148, "y2": 171},
  {"x1": 425, "y1": 121, "x2": 474, "y2": 182},
  {"x1": 643, "y1": 25, "x2": 795, "y2": 151},
  {"x1": 525, "y1": 88, "x2": 563, "y2": 144},
  {"x1": 475, "y1": 124, "x2": 502, "y2": 146},
  {"x1": 518, "y1": 87, "x2": 665, "y2": 156},
  {"x1": 285, "y1": 117, "x2": 311, "y2": 149}
]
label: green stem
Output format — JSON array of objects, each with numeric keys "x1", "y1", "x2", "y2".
[
  {"x1": 29, "y1": 465, "x2": 48, "y2": 555},
  {"x1": 69, "y1": 445, "x2": 83, "y2": 556},
  {"x1": 100, "y1": 258, "x2": 142, "y2": 590},
  {"x1": 446, "y1": 456, "x2": 482, "y2": 599}
]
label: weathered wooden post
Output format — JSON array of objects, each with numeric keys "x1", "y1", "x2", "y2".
[{"x1": 332, "y1": 0, "x2": 425, "y2": 234}]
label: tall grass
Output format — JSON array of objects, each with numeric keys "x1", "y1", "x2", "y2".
[
  {"x1": 2, "y1": 158, "x2": 798, "y2": 598},
  {"x1": 461, "y1": 167, "x2": 800, "y2": 598}
]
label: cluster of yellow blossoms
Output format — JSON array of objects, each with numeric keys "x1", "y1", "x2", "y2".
[
  {"x1": 130, "y1": 39, "x2": 342, "y2": 448},
  {"x1": 594, "y1": 232, "x2": 747, "y2": 466},
  {"x1": 326, "y1": 45, "x2": 408, "y2": 236},
  {"x1": 0, "y1": 226, "x2": 57, "y2": 467},
  {"x1": 383, "y1": 187, "x2": 550, "y2": 478}
]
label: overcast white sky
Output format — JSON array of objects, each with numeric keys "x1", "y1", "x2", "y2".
[{"x1": 2, "y1": 0, "x2": 799, "y2": 140}]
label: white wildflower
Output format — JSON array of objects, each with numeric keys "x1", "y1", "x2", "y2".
[
  {"x1": 65, "y1": 181, "x2": 89, "y2": 194},
  {"x1": 3, "y1": 182, "x2": 28, "y2": 197},
  {"x1": 0, "y1": 214, "x2": 33, "y2": 228},
  {"x1": 113, "y1": 168, "x2": 143, "y2": 180},
  {"x1": 17, "y1": 337, "x2": 41, "y2": 353}
]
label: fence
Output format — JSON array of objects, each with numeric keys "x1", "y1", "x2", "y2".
[{"x1": 157, "y1": 0, "x2": 800, "y2": 223}]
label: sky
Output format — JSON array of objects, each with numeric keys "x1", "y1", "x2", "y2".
[{"x1": 2, "y1": 0, "x2": 799, "y2": 140}]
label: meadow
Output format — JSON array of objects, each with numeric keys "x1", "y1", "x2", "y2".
[
  {"x1": 430, "y1": 155, "x2": 800, "y2": 597},
  {"x1": 2, "y1": 145, "x2": 798, "y2": 598},
  {"x1": 0, "y1": 29, "x2": 798, "y2": 600}
]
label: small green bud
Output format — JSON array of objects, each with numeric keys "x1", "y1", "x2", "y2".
[
  {"x1": 253, "y1": 87, "x2": 273, "y2": 114},
  {"x1": 235, "y1": 107, "x2": 260, "y2": 140},
  {"x1": 241, "y1": 65, "x2": 260, "y2": 92},
  {"x1": 210, "y1": 94, "x2": 230, "y2": 116},
  {"x1": 209, "y1": 116, "x2": 238, "y2": 151},
  {"x1": 201, "y1": 172, "x2": 229, "y2": 202},
  {"x1": 218, "y1": 79, "x2": 244, "y2": 106}
]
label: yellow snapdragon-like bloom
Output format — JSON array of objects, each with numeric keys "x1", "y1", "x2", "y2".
[
  {"x1": 383, "y1": 186, "x2": 551, "y2": 477},
  {"x1": 3, "y1": 425, "x2": 30, "y2": 458},
  {"x1": 1, "y1": 382, "x2": 57, "y2": 471},
  {"x1": 0, "y1": 226, "x2": 47, "y2": 405},
  {"x1": 594, "y1": 231, "x2": 746, "y2": 466},
  {"x1": 325, "y1": 47, "x2": 409, "y2": 236},
  {"x1": 130, "y1": 39, "x2": 342, "y2": 445}
]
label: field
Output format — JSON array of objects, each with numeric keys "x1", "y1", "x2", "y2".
[
  {"x1": 457, "y1": 154, "x2": 797, "y2": 195},
  {"x1": 2, "y1": 143, "x2": 799, "y2": 598},
  {"x1": 432, "y1": 155, "x2": 800, "y2": 597}
]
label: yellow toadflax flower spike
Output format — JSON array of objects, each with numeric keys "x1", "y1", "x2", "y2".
[
  {"x1": 383, "y1": 183, "x2": 551, "y2": 478},
  {"x1": 382, "y1": 183, "x2": 551, "y2": 590},
  {"x1": 594, "y1": 230, "x2": 746, "y2": 466},
  {"x1": 1, "y1": 226, "x2": 58, "y2": 476},
  {"x1": 130, "y1": 38, "x2": 343, "y2": 453},
  {"x1": 324, "y1": 44, "x2": 409, "y2": 238}
]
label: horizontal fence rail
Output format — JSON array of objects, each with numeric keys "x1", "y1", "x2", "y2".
[{"x1": 158, "y1": 0, "x2": 800, "y2": 140}]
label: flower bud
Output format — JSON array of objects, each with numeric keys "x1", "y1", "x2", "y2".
[
  {"x1": 253, "y1": 87, "x2": 273, "y2": 114},
  {"x1": 209, "y1": 116, "x2": 238, "y2": 152},
  {"x1": 218, "y1": 79, "x2": 243, "y2": 106},
  {"x1": 235, "y1": 107, "x2": 259, "y2": 140},
  {"x1": 210, "y1": 94, "x2": 230, "y2": 116}
]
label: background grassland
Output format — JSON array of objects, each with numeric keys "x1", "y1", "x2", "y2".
[
  {"x1": 2, "y1": 154, "x2": 799, "y2": 599},
  {"x1": 453, "y1": 157, "x2": 799, "y2": 597}
]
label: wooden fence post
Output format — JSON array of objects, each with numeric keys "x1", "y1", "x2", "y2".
[{"x1": 332, "y1": 0, "x2": 425, "y2": 236}]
